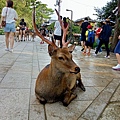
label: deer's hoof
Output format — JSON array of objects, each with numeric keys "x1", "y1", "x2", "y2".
[
  {"x1": 39, "y1": 99, "x2": 47, "y2": 105},
  {"x1": 63, "y1": 102, "x2": 69, "y2": 107},
  {"x1": 62, "y1": 94, "x2": 77, "y2": 107}
]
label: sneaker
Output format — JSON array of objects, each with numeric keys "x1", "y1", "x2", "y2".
[
  {"x1": 81, "y1": 48, "x2": 84, "y2": 51},
  {"x1": 112, "y1": 64, "x2": 120, "y2": 70},
  {"x1": 5, "y1": 48, "x2": 9, "y2": 51},
  {"x1": 104, "y1": 56, "x2": 110, "y2": 59},
  {"x1": 98, "y1": 52, "x2": 102, "y2": 54},
  {"x1": 9, "y1": 49, "x2": 13, "y2": 53},
  {"x1": 93, "y1": 53, "x2": 97, "y2": 56}
]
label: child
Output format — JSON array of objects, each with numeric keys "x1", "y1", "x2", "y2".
[
  {"x1": 95, "y1": 22, "x2": 103, "y2": 53},
  {"x1": 83, "y1": 25, "x2": 95, "y2": 56},
  {"x1": 112, "y1": 35, "x2": 120, "y2": 70}
]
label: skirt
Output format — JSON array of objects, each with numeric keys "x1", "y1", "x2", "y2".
[{"x1": 114, "y1": 40, "x2": 120, "y2": 54}]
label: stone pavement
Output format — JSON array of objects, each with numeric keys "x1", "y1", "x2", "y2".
[{"x1": 0, "y1": 35, "x2": 120, "y2": 120}]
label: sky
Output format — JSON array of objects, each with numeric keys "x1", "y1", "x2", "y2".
[{"x1": 40, "y1": 0, "x2": 111, "y2": 21}]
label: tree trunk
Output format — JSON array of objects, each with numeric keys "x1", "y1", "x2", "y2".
[{"x1": 111, "y1": 0, "x2": 120, "y2": 51}]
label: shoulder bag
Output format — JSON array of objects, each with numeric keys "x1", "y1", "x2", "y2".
[{"x1": 1, "y1": 8, "x2": 8, "y2": 27}]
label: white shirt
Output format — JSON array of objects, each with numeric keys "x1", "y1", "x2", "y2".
[
  {"x1": 54, "y1": 20, "x2": 61, "y2": 36},
  {"x1": 1, "y1": 7, "x2": 18, "y2": 23}
]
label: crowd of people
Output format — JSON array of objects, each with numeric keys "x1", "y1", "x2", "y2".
[
  {"x1": 0, "y1": 0, "x2": 119, "y2": 70},
  {"x1": 0, "y1": 0, "x2": 36, "y2": 46},
  {"x1": 15, "y1": 24, "x2": 35, "y2": 42},
  {"x1": 43, "y1": 15, "x2": 120, "y2": 70},
  {"x1": 80, "y1": 18, "x2": 112, "y2": 58},
  {"x1": 80, "y1": 17, "x2": 120, "y2": 70}
]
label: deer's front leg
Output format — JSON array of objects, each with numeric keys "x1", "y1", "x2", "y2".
[
  {"x1": 77, "y1": 79, "x2": 86, "y2": 91},
  {"x1": 76, "y1": 73, "x2": 86, "y2": 91},
  {"x1": 62, "y1": 89, "x2": 77, "y2": 107}
]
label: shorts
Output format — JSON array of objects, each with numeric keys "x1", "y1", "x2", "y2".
[
  {"x1": 85, "y1": 41, "x2": 93, "y2": 47},
  {"x1": 4, "y1": 22, "x2": 16, "y2": 32},
  {"x1": 114, "y1": 40, "x2": 120, "y2": 54},
  {"x1": 81, "y1": 34, "x2": 86, "y2": 41},
  {"x1": 20, "y1": 28, "x2": 25, "y2": 31},
  {"x1": 54, "y1": 35, "x2": 62, "y2": 40}
]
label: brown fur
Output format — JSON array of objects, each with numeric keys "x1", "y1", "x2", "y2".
[
  {"x1": 33, "y1": 7, "x2": 85, "y2": 106},
  {"x1": 35, "y1": 45, "x2": 85, "y2": 106}
]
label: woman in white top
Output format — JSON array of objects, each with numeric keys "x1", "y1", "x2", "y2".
[
  {"x1": 54, "y1": 16, "x2": 62, "y2": 48},
  {"x1": 1, "y1": 0, "x2": 18, "y2": 52}
]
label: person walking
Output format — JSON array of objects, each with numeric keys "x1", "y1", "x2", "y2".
[
  {"x1": 94, "y1": 19, "x2": 112, "y2": 58},
  {"x1": 112, "y1": 35, "x2": 120, "y2": 70},
  {"x1": 62, "y1": 17, "x2": 68, "y2": 42},
  {"x1": 19, "y1": 18, "x2": 26, "y2": 41},
  {"x1": 53, "y1": 16, "x2": 62, "y2": 48},
  {"x1": 1, "y1": 0, "x2": 18, "y2": 52},
  {"x1": 83, "y1": 25, "x2": 95, "y2": 56},
  {"x1": 49, "y1": 28, "x2": 53, "y2": 41},
  {"x1": 80, "y1": 17, "x2": 90, "y2": 51},
  {"x1": 95, "y1": 22, "x2": 103, "y2": 53}
]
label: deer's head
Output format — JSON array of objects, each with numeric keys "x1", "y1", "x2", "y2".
[{"x1": 32, "y1": 7, "x2": 80, "y2": 74}]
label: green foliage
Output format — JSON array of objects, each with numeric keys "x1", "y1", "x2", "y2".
[
  {"x1": 47, "y1": 22, "x2": 55, "y2": 30},
  {"x1": 94, "y1": 0, "x2": 117, "y2": 21},
  {"x1": 72, "y1": 24, "x2": 80, "y2": 33},
  {"x1": 0, "y1": 28, "x2": 4, "y2": 35},
  {"x1": 0, "y1": 0, "x2": 54, "y2": 29}
]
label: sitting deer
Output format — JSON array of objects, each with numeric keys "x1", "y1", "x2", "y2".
[{"x1": 33, "y1": 7, "x2": 85, "y2": 106}]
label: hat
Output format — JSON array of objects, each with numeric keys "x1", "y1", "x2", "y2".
[{"x1": 87, "y1": 25, "x2": 92, "y2": 29}]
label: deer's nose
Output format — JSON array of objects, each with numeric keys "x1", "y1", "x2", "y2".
[{"x1": 75, "y1": 67, "x2": 80, "y2": 73}]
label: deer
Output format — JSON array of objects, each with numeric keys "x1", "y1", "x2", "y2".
[{"x1": 33, "y1": 7, "x2": 85, "y2": 106}]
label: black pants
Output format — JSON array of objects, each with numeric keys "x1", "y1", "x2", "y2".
[
  {"x1": 54, "y1": 35, "x2": 62, "y2": 48},
  {"x1": 60, "y1": 39, "x2": 62, "y2": 48},
  {"x1": 95, "y1": 40, "x2": 110, "y2": 56}
]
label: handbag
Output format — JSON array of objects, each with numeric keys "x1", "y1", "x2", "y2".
[
  {"x1": 1, "y1": 8, "x2": 8, "y2": 27},
  {"x1": 1, "y1": 21, "x2": 6, "y2": 27}
]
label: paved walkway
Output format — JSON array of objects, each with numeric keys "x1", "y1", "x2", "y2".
[{"x1": 0, "y1": 35, "x2": 120, "y2": 120}]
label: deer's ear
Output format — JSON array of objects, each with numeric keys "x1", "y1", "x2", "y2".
[
  {"x1": 48, "y1": 44, "x2": 54, "y2": 56},
  {"x1": 68, "y1": 44, "x2": 76, "y2": 53},
  {"x1": 48, "y1": 44, "x2": 58, "y2": 56}
]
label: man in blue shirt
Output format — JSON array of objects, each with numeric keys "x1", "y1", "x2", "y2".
[{"x1": 94, "y1": 19, "x2": 112, "y2": 58}]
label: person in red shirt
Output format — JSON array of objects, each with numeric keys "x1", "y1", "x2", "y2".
[
  {"x1": 62, "y1": 17, "x2": 68, "y2": 42},
  {"x1": 95, "y1": 22, "x2": 104, "y2": 53}
]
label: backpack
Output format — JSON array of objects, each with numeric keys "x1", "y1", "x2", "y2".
[{"x1": 87, "y1": 30, "x2": 95, "y2": 43}]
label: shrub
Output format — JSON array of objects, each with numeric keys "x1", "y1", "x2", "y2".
[{"x1": 0, "y1": 29, "x2": 4, "y2": 35}]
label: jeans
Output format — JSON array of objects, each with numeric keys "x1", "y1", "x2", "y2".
[
  {"x1": 96, "y1": 38, "x2": 102, "y2": 52},
  {"x1": 95, "y1": 40, "x2": 110, "y2": 56}
]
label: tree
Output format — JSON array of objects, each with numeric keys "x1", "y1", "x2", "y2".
[
  {"x1": 111, "y1": 0, "x2": 120, "y2": 51},
  {"x1": 94, "y1": 0, "x2": 117, "y2": 21},
  {"x1": 34, "y1": 1, "x2": 54, "y2": 28}
]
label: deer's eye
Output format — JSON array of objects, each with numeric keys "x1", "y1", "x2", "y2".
[{"x1": 58, "y1": 57, "x2": 64, "y2": 61}]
